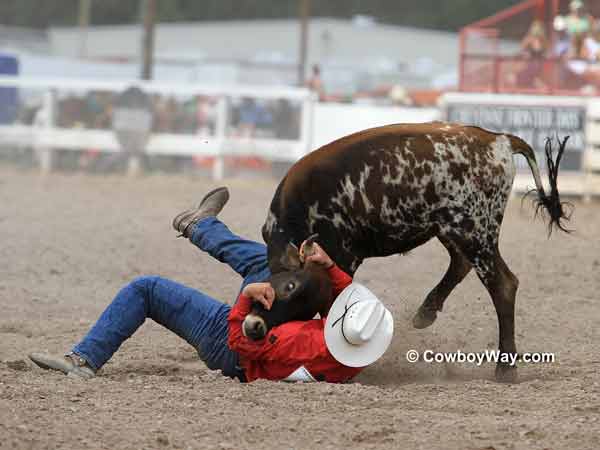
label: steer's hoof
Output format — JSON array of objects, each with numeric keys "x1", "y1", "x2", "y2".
[
  {"x1": 495, "y1": 363, "x2": 518, "y2": 384},
  {"x1": 412, "y1": 306, "x2": 437, "y2": 329}
]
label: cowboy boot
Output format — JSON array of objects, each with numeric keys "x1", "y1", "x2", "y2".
[
  {"x1": 172, "y1": 187, "x2": 230, "y2": 238},
  {"x1": 29, "y1": 352, "x2": 96, "y2": 379}
]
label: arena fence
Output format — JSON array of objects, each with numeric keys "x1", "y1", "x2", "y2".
[
  {"x1": 0, "y1": 76, "x2": 442, "y2": 178},
  {"x1": 0, "y1": 76, "x2": 314, "y2": 178},
  {"x1": 2, "y1": 76, "x2": 599, "y2": 197}
]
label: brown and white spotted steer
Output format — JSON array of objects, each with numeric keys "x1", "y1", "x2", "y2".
[{"x1": 261, "y1": 121, "x2": 570, "y2": 382}]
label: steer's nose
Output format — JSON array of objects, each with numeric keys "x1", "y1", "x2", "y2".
[{"x1": 242, "y1": 315, "x2": 267, "y2": 341}]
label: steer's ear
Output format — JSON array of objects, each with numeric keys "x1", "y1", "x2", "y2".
[{"x1": 280, "y1": 242, "x2": 302, "y2": 270}]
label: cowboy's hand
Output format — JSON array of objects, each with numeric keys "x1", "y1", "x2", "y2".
[
  {"x1": 242, "y1": 283, "x2": 275, "y2": 310},
  {"x1": 300, "y1": 241, "x2": 335, "y2": 269}
]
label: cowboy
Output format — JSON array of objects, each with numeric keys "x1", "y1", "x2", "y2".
[
  {"x1": 29, "y1": 188, "x2": 393, "y2": 383},
  {"x1": 565, "y1": 0, "x2": 593, "y2": 39}
]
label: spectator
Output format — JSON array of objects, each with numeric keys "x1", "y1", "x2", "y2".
[
  {"x1": 237, "y1": 97, "x2": 259, "y2": 137},
  {"x1": 306, "y1": 64, "x2": 326, "y2": 101},
  {"x1": 553, "y1": 15, "x2": 581, "y2": 89},
  {"x1": 552, "y1": 16, "x2": 571, "y2": 58},
  {"x1": 565, "y1": 1, "x2": 593, "y2": 38},
  {"x1": 576, "y1": 22, "x2": 600, "y2": 90},
  {"x1": 517, "y1": 20, "x2": 548, "y2": 88},
  {"x1": 521, "y1": 20, "x2": 548, "y2": 59},
  {"x1": 272, "y1": 99, "x2": 299, "y2": 139},
  {"x1": 569, "y1": 33, "x2": 588, "y2": 59},
  {"x1": 196, "y1": 95, "x2": 216, "y2": 135},
  {"x1": 582, "y1": 22, "x2": 600, "y2": 62}
]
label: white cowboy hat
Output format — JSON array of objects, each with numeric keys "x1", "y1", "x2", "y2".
[{"x1": 324, "y1": 283, "x2": 393, "y2": 367}]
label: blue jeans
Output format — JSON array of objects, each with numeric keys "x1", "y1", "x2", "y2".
[{"x1": 72, "y1": 217, "x2": 271, "y2": 380}]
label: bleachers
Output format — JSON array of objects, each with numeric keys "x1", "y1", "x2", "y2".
[{"x1": 459, "y1": 0, "x2": 600, "y2": 96}]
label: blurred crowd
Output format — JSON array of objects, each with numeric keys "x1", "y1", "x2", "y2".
[
  {"x1": 20, "y1": 91, "x2": 301, "y2": 140},
  {"x1": 228, "y1": 97, "x2": 300, "y2": 139},
  {"x1": 516, "y1": 0, "x2": 600, "y2": 91}
]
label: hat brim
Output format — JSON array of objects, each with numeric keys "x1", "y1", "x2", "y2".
[{"x1": 324, "y1": 284, "x2": 394, "y2": 368}]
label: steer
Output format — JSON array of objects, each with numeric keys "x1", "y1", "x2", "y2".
[{"x1": 259, "y1": 121, "x2": 570, "y2": 382}]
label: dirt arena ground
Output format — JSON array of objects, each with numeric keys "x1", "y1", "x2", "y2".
[{"x1": 1, "y1": 165, "x2": 599, "y2": 450}]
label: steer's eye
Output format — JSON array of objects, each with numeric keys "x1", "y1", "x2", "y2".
[{"x1": 286, "y1": 282, "x2": 295, "y2": 291}]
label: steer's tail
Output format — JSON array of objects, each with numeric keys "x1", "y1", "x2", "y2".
[{"x1": 508, "y1": 135, "x2": 572, "y2": 235}]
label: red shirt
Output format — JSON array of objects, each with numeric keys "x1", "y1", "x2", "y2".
[{"x1": 227, "y1": 265, "x2": 363, "y2": 383}]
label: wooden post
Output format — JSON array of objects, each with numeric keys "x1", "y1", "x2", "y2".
[
  {"x1": 78, "y1": 0, "x2": 91, "y2": 59},
  {"x1": 140, "y1": 0, "x2": 156, "y2": 80},
  {"x1": 299, "y1": 93, "x2": 315, "y2": 159},
  {"x1": 133, "y1": 0, "x2": 155, "y2": 174},
  {"x1": 298, "y1": 0, "x2": 310, "y2": 86},
  {"x1": 38, "y1": 90, "x2": 55, "y2": 174},
  {"x1": 459, "y1": 29, "x2": 466, "y2": 92},
  {"x1": 212, "y1": 96, "x2": 228, "y2": 180}
]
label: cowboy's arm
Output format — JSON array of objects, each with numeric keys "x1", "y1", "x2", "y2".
[
  {"x1": 327, "y1": 264, "x2": 353, "y2": 297},
  {"x1": 300, "y1": 241, "x2": 353, "y2": 296}
]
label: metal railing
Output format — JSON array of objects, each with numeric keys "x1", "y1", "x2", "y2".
[{"x1": 460, "y1": 54, "x2": 598, "y2": 96}]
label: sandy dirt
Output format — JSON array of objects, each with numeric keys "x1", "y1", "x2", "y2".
[{"x1": 1, "y1": 165, "x2": 599, "y2": 450}]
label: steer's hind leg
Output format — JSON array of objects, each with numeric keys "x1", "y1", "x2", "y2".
[
  {"x1": 413, "y1": 237, "x2": 472, "y2": 329},
  {"x1": 468, "y1": 247, "x2": 519, "y2": 383}
]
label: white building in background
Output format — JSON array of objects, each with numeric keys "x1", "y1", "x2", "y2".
[{"x1": 47, "y1": 18, "x2": 459, "y2": 91}]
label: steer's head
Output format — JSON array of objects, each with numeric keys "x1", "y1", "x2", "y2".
[{"x1": 242, "y1": 236, "x2": 333, "y2": 340}]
